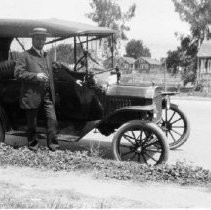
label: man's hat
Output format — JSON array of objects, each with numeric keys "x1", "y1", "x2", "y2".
[{"x1": 30, "y1": 28, "x2": 50, "y2": 36}]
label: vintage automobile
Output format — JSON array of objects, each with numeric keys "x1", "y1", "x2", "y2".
[{"x1": 0, "y1": 18, "x2": 190, "y2": 165}]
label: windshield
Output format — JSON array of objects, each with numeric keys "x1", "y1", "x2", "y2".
[
  {"x1": 9, "y1": 36, "x2": 111, "y2": 70},
  {"x1": 7, "y1": 34, "x2": 118, "y2": 85}
]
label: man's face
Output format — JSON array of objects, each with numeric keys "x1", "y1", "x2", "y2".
[{"x1": 32, "y1": 34, "x2": 46, "y2": 50}]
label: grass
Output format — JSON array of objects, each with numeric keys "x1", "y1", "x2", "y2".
[
  {"x1": 0, "y1": 142, "x2": 211, "y2": 208},
  {"x1": 0, "y1": 143, "x2": 211, "y2": 186},
  {"x1": 88, "y1": 140, "x2": 101, "y2": 157},
  {"x1": 0, "y1": 191, "x2": 111, "y2": 209}
]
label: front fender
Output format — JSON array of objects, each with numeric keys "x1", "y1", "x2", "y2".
[
  {"x1": 162, "y1": 95, "x2": 179, "y2": 109},
  {"x1": 104, "y1": 105, "x2": 155, "y2": 122},
  {"x1": 119, "y1": 105, "x2": 155, "y2": 112},
  {"x1": 97, "y1": 105, "x2": 155, "y2": 136},
  {"x1": 161, "y1": 91, "x2": 178, "y2": 96}
]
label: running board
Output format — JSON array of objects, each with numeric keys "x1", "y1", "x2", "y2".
[
  {"x1": 34, "y1": 133, "x2": 80, "y2": 142},
  {"x1": 56, "y1": 134, "x2": 80, "y2": 142},
  {"x1": 6, "y1": 130, "x2": 28, "y2": 137},
  {"x1": 6, "y1": 120, "x2": 100, "y2": 143},
  {"x1": 6, "y1": 131, "x2": 80, "y2": 142}
]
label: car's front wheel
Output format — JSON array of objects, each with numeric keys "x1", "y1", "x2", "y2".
[{"x1": 112, "y1": 120, "x2": 169, "y2": 165}]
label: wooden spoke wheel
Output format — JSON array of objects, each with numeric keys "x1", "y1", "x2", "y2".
[
  {"x1": 112, "y1": 120, "x2": 169, "y2": 166},
  {"x1": 160, "y1": 103, "x2": 190, "y2": 150}
]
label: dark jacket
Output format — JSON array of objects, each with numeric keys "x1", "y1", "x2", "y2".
[{"x1": 14, "y1": 48, "x2": 55, "y2": 109}]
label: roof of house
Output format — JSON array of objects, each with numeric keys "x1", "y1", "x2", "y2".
[
  {"x1": 197, "y1": 40, "x2": 211, "y2": 57},
  {"x1": 119, "y1": 56, "x2": 136, "y2": 64},
  {"x1": 136, "y1": 57, "x2": 161, "y2": 65}
]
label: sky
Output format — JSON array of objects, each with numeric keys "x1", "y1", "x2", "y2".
[{"x1": 0, "y1": 0, "x2": 190, "y2": 59}]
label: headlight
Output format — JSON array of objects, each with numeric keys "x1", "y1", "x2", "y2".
[
  {"x1": 153, "y1": 106, "x2": 158, "y2": 119},
  {"x1": 166, "y1": 96, "x2": 170, "y2": 109}
]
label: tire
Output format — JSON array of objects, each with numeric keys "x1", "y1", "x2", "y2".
[
  {"x1": 0, "y1": 120, "x2": 5, "y2": 142},
  {"x1": 112, "y1": 120, "x2": 169, "y2": 165},
  {"x1": 160, "y1": 103, "x2": 190, "y2": 150}
]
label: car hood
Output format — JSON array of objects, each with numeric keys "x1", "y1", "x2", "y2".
[{"x1": 106, "y1": 84, "x2": 162, "y2": 99}]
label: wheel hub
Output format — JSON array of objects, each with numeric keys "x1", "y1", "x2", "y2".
[
  {"x1": 136, "y1": 146, "x2": 142, "y2": 153},
  {"x1": 162, "y1": 121, "x2": 172, "y2": 131}
]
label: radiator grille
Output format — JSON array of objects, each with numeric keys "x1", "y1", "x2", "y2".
[
  {"x1": 104, "y1": 96, "x2": 132, "y2": 116},
  {"x1": 101, "y1": 93, "x2": 163, "y2": 122}
]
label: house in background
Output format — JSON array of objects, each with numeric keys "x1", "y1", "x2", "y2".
[
  {"x1": 135, "y1": 57, "x2": 161, "y2": 73},
  {"x1": 103, "y1": 56, "x2": 161, "y2": 75},
  {"x1": 197, "y1": 40, "x2": 211, "y2": 91},
  {"x1": 117, "y1": 56, "x2": 136, "y2": 74}
]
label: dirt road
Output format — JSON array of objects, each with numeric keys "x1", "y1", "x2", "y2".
[
  {"x1": 168, "y1": 98, "x2": 211, "y2": 170},
  {"x1": 1, "y1": 166, "x2": 211, "y2": 208}
]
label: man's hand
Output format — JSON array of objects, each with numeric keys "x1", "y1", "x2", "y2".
[
  {"x1": 37, "y1": 73, "x2": 49, "y2": 82},
  {"x1": 76, "y1": 80, "x2": 83, "y2": 87}
]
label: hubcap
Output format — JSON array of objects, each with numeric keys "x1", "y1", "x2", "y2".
[
  {"x1": 162, "y1": 121, "x2": 172, "y2": 131},
  {"x1": 136, "y1": 146, "x2": 142, "y2": 153}
]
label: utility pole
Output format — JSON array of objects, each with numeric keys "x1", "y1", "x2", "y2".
[
  {"x1": 164, "y1": 59, "x2": 167, "y2": 92},
  {"x1": 54, "y1": 43, "x2": 57, "y2": 62}
]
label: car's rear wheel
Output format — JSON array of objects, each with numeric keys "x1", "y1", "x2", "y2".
[
  {"x1": 112, "y1": 120, "x2": 169, "y2": 165},
  {"x1": 0, "y1": 60, "x2": 15, "y2": 79},
  {"x1": 160, "y1": 103, "x2": 190, "y2": 150},
  {"x1": 0, "y1": 120, "x2": 5, "y2": 142}
]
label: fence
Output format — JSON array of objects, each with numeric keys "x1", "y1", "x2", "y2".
[{"x1": 121, "y1": 70, "x2": 183, "y2": 92}]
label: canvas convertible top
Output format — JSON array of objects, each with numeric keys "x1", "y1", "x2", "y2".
[{"x1": 0, "y1": 18, "x2": 116, "y2": 38}]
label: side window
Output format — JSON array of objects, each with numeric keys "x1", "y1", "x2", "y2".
[
  {"x1": 0, "y1": 38, "x2": 29, "y2": 81},
  {"x1": 9, "y1": 38, "x2": 31, "y2": 61}
]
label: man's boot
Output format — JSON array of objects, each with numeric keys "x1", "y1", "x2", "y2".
[{"x1": 28, "y1": 128, "x2": 39, "y2": 152}]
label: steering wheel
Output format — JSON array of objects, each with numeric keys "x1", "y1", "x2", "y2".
[
  {"x1": 74, "y1": 54, "x2": 87, "y2": 71},
  {"x1": 74, "y1": 50, "x2": 100, "y2": 72}
]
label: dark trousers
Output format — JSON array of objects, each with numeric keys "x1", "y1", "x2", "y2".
[{"x1": 26, "y1": 90, "x2": 58, "y2": 147}]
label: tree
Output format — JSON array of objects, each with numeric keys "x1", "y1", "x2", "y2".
[
  {"x1": 10, "y1": 51, "x2": 22, "y2": 60},
  {"x1": 166, "y1": 49, "x2": 181, "y2": 74},
  {"x1": 170, "y1": 0, "x2": 211, "y2": 84},
  {"x1": 48, "y1": 44, "x2": 83, "y2": 64},
  {"x1": 172, "y1": 0, "x2": 211, "y2": 45},
  {"x1": 86, "y1": 0, "x2": 136, "y2": 56},
  {"x1": 166, "y1": 35, "x2": 198, "y2": 85},
  {"x1": 125, "y1": 39, "x2": 151, "y2": 59}
]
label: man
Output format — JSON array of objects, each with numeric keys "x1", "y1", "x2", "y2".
[{"x1": 14, "y1": 28, "x2": 59, "y2": 152}]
